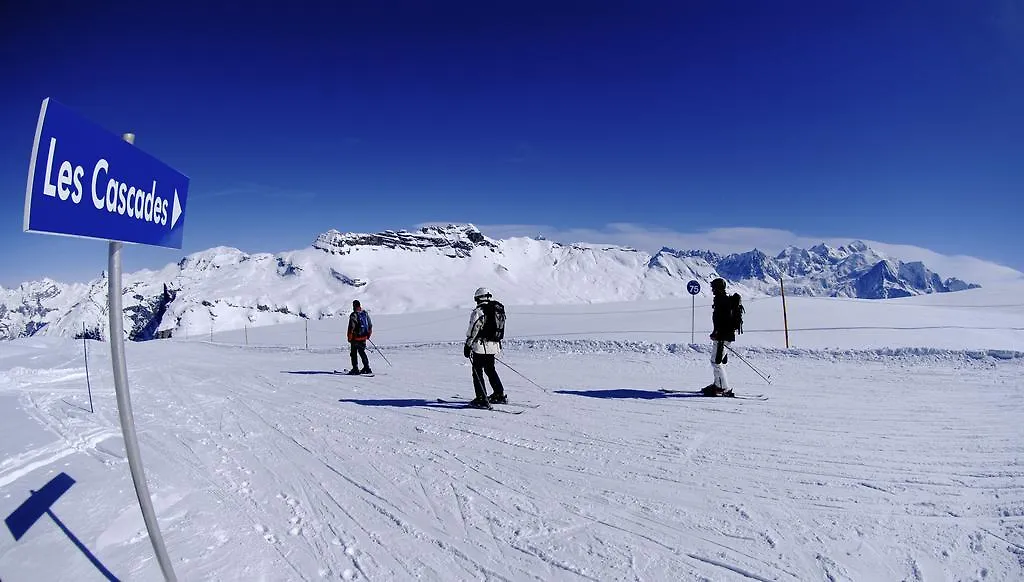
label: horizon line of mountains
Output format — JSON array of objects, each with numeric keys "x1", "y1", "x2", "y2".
[{"x1": 0, "y1": 224, "x2": 979, "y2": 341}]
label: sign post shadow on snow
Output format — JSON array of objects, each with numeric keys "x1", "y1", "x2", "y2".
[
  {"x1": 23, "y1": 98, "x2": 186, "y2": 581},
  {"x1": 686, "y1": 280, "x2": 701, "y2": 344},
  {"x1": 5, "y1": 473, "x2": 119, "y2": 581}
]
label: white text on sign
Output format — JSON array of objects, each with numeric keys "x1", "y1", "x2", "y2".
[{"x1": 42, "y1": 137, "x2": 170, "y2": 226}]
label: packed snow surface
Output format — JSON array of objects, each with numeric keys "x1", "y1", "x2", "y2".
[{"x1": 1, "y1": 283, "x2": 1022, "y2": 581}]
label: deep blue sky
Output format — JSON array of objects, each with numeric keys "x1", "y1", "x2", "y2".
[{"x1": 2, "y1": 1, "x2": 1022, "y2": 286}]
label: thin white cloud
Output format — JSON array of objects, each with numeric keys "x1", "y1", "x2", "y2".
[
  {"x1": 204, "y1": 183, "x2": 318, "y2": 200},
  {"x1": 470, "y1": 223, "x2": 1024, "y2": 286}
]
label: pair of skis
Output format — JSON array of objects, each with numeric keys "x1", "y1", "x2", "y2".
[
  {"x1": 437, "y1": 390, "x2": 767, "y2": 414},
  {"x1": 436, "y1": 396, "x2": 539, "y2": 414},
  {"x1": 334, "y1": 370, "x2": 376, "y2": 377},
  {"x1": 659, "y1": 388, "x2": 768, "y2": 401}
]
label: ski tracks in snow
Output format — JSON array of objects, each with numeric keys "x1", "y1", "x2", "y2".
[
  {"x1": 0, "y1": 355, "x2": 123, "y2": 488},
  {"x1": 3, "y1": 339, "x2": 1022, "y2": 580}
]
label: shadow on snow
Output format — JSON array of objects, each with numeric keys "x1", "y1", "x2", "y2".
[
  {"x1": 338, "y1": 398, "x2": 464, "y2": 409},
  {"x1": 283, "y1": 370, "x2": 340, "y2": 375},
  {"x1": 555, "y1": 388, "x2": 706, "y2": 400}
]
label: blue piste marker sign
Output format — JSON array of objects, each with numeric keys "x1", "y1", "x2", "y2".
[{"x1": 23, "y1": 98, "x2": 189, "y2": 249}]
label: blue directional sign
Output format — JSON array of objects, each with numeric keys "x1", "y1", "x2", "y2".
[
  {"x1": 686, "y1": 280, "x2": 701, "y2": 295},
  {"x1": 23, "y1": 98, "x2": 189, "y2": 249}
]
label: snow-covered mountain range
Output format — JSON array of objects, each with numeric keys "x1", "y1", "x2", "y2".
[{"x1": 0, "y1": 224, "x2": 980, "y2": 341}]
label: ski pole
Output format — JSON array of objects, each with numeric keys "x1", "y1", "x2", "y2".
[
  {"x1": 724, "y1": 344, "x2": 772, "y2": 385},
  {"x1": 495, "y1": 358, "x2": 548, "y2": 392},
  {"x1": 368, "y1": 339, "x2": 393, "y2": 367}
]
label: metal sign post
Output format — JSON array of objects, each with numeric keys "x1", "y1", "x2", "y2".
[
  {"x1": 24, "y1": 99, "x2": 189, "y2": 581},
  {"x1": 686, "y1": 280, "x2": 701, "y2": 344}
]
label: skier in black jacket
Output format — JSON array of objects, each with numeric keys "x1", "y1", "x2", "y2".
[
  {"x1": 346, "y1": 300, "x2": 372, "y2": 375},
  {"x1": 705, "y1": 278, "x2": 736, "y2": 396}
]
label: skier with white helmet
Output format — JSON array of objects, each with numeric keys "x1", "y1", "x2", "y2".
[{"x1": 464, "y1": 287, "x2": 507, "y2": 408}]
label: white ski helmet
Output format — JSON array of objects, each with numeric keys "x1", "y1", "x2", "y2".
[{"x1": 473, "y1": 287, "x2": 492, "y2": 301}]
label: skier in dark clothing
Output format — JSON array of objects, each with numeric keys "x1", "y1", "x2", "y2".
[
  {"x1": 705, "y1": 277, "x2": 736, "y2": 396},
  {"x1": 464, "y1": 287, "x2": 506, "y2": 408},
  {"x1": 346, "y1": 300, "x2": 372, "y2": 374}
]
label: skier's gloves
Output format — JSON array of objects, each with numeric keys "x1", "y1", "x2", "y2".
[{"x1": 464, "y1": 345, "x2": 472, "y2": 358}]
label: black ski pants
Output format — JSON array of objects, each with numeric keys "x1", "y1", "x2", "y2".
[
  {"x1": 350, "y1": 340, "x2": 369, "y2": 371},
  {"x1": 470, "y1": 353, "x2": 505, "y2": 401}
]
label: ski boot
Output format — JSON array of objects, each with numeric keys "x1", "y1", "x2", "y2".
[
  {"x1": 468, "y1": 397, "x2": 492, "y2": 409},
  {"x1": 702, "y1": 384, "x2": 723, "y2": 396},
  {"x1": 488, "y1": 392, "x2": 507, "y2": 405}
]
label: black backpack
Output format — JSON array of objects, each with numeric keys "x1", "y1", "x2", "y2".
[
  {"x1": 730, "y1": 293, "x2": 744, "y2": 334},
  {"x1": 479, "y1": 301, "x2": 506, "y2": 341}
]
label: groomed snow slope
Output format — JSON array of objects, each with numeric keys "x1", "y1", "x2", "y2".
[{"x1": 0, "y1": 286, "x2": 1021, "y2": 581}]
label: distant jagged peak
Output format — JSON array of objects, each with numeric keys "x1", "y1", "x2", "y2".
[
  {"x1": 565, "y1": 241, "x2": 642, "y2": 253},
  {"x1": 646, "y1": 247, "x2": 721, "y2": 274},
  {"x1": 8, "y1": 277, "x2": 66, "y2": 298},
  {"x1": 944, "y1": 277, "x2": 981, "y2": 292},
  {"x1": 416, "y1": 222, "x2": 484, "y2": 239},
  {"x1": 655, "y1": 247, "x2": 723, "y2": 263},
  {"x1": 843, "y1": 239, "x2": 870, "y2": 253},
  {"x1": 809, "y1": 242, "x2": 836, "y2": 256},
  {"x1": 873, "y1": 258, "x2": 901, "y2": 274},
  {"x1": 736, "y1": 247, "x2": 769, "y2": 259},
  {"x1": 177, "y1": 246, "x2": 251, "y2": 271},
  {"x1": 18, "y1": 276, "x2": 63, "y2": 289},
  {"x1": 715, "y1": 248, "x2": 783, "y2": 280},
  {"x1": 899, "y1": 260, "x2": 930, "y2": 276},
  {"x1": 775, "y1": 244, "x2": 816, "y2": 262},
  {"x1": 853, "y1": 258, "x2": 912, "y2": 299},
  {"x1": 811, "y1": 241, "x2": 857, "y2": 259},
  {"x1": 312, "y1": 223, "x2": 498, "y2": 255},
  {"x1": 807, "y1": 240, "x2": 885, "y2": 262},
  {"x1": 776, "y1": 245, "x2": 811, "y2": 259}
]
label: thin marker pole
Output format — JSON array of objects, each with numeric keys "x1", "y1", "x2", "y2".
[
  {"x1": 690, "y1": 294, "x2": 695, "y2": 344},
  {"x1": 83, "y1": 323, "x2": 94, "y2": 413},
  {"x1": 780, "y1": 276, "x2": 790, "y2": 349}
]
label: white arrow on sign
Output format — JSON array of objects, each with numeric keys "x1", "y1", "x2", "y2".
[{"x1": 171, "y1": 190, "x2": 182, "y2": 228}]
